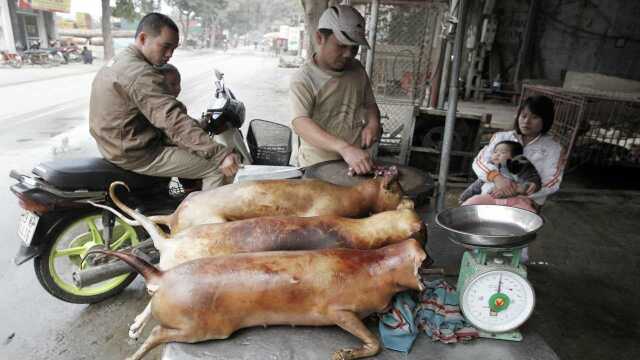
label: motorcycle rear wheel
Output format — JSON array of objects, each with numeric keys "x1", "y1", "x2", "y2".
[{"x1": 34, "y1": 212, "x2": 140, "y2": 304}]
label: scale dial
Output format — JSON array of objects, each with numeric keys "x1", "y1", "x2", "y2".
[{"x1": 461, "y1": 269, "x2": 535, "y2": 333}]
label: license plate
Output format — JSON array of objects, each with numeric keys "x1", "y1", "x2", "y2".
[{"x1": 18, "y1": 211, "x2": 39, "y2": 246}]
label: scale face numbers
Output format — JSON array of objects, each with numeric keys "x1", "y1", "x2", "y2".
[{"x1": 461, "y1": 270, "x2": 535, "y2": 333}]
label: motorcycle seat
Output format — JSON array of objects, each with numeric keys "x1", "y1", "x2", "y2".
[{"x1": 32, "y1": 157, "x2": 169, "y2": 191}]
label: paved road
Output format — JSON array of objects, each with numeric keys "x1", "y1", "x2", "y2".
[{"x1": 0, "y1": 48, "x2": 296, "y2": 360}]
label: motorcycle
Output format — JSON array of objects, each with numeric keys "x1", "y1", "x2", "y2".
[
  {"x1": 0, "y1": 50, "x2": 23, "y2": 68},
  {"x1": 9, "y1": 69, "x2": 294, "y2": 304},
  {"x1": 61, "y1": 45, "x2": 82, "y2": 64},
  {"x1": 204, "y1": 69, "x2": 253, "y2": 163},
  {"x1": 21, "y1": 40, "x2": 63, "y2": 67}
]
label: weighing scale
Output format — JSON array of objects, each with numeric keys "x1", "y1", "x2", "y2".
[{"x1": 436, "y1": 205, "x2": 544, "y2": 341}]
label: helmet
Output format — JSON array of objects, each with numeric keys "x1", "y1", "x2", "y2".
[{"x1": 203, "y1": 97, "x2": 246, "y2": 135}]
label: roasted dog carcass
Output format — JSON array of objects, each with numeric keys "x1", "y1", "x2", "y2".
[{"x1": 92, "y1": 239, "x2": 427, "y2": 360}]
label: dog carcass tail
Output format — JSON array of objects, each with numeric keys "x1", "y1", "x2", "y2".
[
  {"x1": 108, "y1": 181, "x2": 168, "y2": 249},
  {"x1": 147, "y1": 214, "x2": 172, "y2": 227},
  {"x1": 87, "y1": 201, "x2": 138, "y2": 227},
  {"x1": 86, "y1": 249, "x2": 162, "y2": 284}
]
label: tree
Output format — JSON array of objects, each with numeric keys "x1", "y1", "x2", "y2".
[
  {"x1": 138, "y1": 0, "x2": 159, "y2": 14},
  {"x1": 112, "y1": 0, "x2": 161, "y2": 21},
  {"x1": 192, "y1": 0, "x2": 227, "y2": 48},
  {"x1": 164, "y1": 0, "x2": 300, "y2": 49},
  {"x1": 167, "y1": 0, "x2": 227, "y2": 47},
  {"x1": 102, "y1": 0, "x2": 115, "y2": 60},
  {"x1": 112, "y1": 0, "x2": 137, "y2": 21},
  {"x1": 218, "y1": 0, "x2": 301, "y2": 37}
]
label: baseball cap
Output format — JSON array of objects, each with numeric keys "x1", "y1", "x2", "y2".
[{"x1": 318, "y1": 5, "x2": 370, "y2": 48}]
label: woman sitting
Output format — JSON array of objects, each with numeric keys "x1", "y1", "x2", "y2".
[{"x1": 462, "y1": 95, "x2": 566, "y2": 213}]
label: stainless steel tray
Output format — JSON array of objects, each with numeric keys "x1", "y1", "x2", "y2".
[{"x1": 436, "y1": 205, "x2": 544, "y2": 248}]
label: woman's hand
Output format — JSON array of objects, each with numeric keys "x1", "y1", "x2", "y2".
[{"x1": 491, "y1": 175, "x2": 518, "y2": 198}]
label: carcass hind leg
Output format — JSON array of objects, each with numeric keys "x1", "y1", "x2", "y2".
[
  {"x1": 126, "y1": 325, "x2": 194, "y2": 360},
  {"x1": 329, "y1": 310, "x2": 381, "y2": 360},
  {"x1": 129, "y1": 301, "x2": 152, "y2": 339}
]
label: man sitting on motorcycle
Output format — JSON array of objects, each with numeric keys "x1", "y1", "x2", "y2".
[{"x1": 89, "y1": 12, "x2": 239, "y2": 190}]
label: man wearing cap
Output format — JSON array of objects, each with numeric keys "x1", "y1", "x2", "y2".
[{"x1": 290, "y1": 5, "x2": 381, "y2": 175}]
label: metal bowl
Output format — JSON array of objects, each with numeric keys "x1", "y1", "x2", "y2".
[{"x1": 435, "y1": 205, "x2": 544, "y2": 248}]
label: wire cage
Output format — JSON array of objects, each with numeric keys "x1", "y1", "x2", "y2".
[
  {"x1": 521, "y1": 85, "x2": 640, "y2": 168},
  {"x1": 246, "y1": 119, "x2": 293, "y2": 166},
  {"x1": 364, "y1": 1, "x2": 446, "y2": 160}
]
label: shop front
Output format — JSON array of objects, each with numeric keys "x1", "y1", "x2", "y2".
[{"x1": 8, "y1": 0, "x2": 70, "y2": 51}]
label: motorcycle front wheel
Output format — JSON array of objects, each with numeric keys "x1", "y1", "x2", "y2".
[
  {"x1": 34, "y1": 212, "x2": 140, "y2": 304},
  {"x1": 9, "y1": 59, "x2": 22, "y2": 68}
]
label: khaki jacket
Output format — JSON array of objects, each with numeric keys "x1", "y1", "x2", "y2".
[{"x1": 89, "y1": 45, "x2": 228, "y2": 169}]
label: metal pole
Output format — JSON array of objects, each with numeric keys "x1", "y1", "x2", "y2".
[
  {"x1": 465, "y1": 7, "x2": 483, "y2": 99},
  {"x1": 365, "y1": 0, "x2": 379, "y2": 77},
  {"x1": 437, "y1": 38, "x2": 452, "y2": 109},
  {"x1": 513, "y1": 0, "x2": 537, "y2": 90},
  {"x1": 436, "y1": 0, "x2": 468, "y2": 211}
]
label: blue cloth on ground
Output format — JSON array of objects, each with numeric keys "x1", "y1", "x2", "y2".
[
  {"x1": 379, "y1": 292, "x2": 418, "y2": 352},
  {"x1": 379, "y1": 279, "x2": 479, "y2": 353},
  {"x1": 416, "y1": 279, "x2": 478, "y2": 343}
]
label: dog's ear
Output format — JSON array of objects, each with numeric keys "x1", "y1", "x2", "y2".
[{"x1": 506, "y1": 158, "x2": 521, "y2": 174}]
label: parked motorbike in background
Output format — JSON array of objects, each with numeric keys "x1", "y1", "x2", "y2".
[
  {"x1": 9, "y1": 69, "x2": 293, "y2": 304},
  {"x1": 21, "y1": 40, "x2": 63, "y2": 67},
  {"x1": 61, "y1": 44, "x2": 82, "y2": 64},
  {"x1": 44, "y1": 41, "x2": 66, "y2": 65},
  {"x1": 0, "y1": 50, "x2": 22, "y2": 68}
]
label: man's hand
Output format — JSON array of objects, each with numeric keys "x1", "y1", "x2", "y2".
[
  {"x1": 361, "y1": 120, "x2": 380, "y2": 149},
  {"x1": 220, "y1": 153, "x2": 240, "y2": 177},
  {"x1": 490, "y1": 175, "x2": 518, "y2": 198},
  {"x1": 340, "y1": 144, "x2": 373, "y2": 175}
]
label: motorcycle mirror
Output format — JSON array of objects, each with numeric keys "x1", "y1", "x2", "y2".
[{"x1": 214, "y1": 69, "x2": 224, "y2": 80}]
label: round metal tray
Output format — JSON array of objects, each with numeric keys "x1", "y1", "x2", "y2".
[
  {"x1": 303, "y1": 160, "x2": 434, "y2": 206},
  {"x1": 435, "y1": 205, "x2": 544, "y2": 248}
]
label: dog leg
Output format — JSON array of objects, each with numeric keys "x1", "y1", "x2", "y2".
[
  {"x1": 126, "y1": 325, "x2": 192, "y2": 360},
  {"x1": 329, "y1": 310, "x2": 381, "y2": 360},
  {"x1": 129, "y1": 301, "x2": 152, "y2": 339}
]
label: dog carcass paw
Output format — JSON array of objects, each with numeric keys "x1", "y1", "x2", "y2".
[
  {"x1": 128, "y1": 323, "x2": 143, "y2": 340},
  {"x1": 331, "y1": 349, "x2": 354, "y2": 360}
]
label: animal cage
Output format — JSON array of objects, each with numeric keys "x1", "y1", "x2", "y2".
[{"x1": 521, "y1": 85, "x2": 640, "y2": 168}]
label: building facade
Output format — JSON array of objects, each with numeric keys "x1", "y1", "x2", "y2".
[
  {"x1": 1, "y1": 0, "x2": 70, "y2": 52},
  {"x1": 0, "y1": 0, "x2": 16, "y2": 51}
]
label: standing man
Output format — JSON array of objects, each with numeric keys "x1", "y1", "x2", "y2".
[
  {"x1": 290, "y1": 5, "x2": 381, "y2": 175},
  {"x1": 89, "y1": 13, "x2": 239, "y2": 190}
]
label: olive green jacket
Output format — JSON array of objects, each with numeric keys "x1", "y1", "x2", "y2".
[{"x1": 89, "y1": 45, "x2": 227, "y2": 169}]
